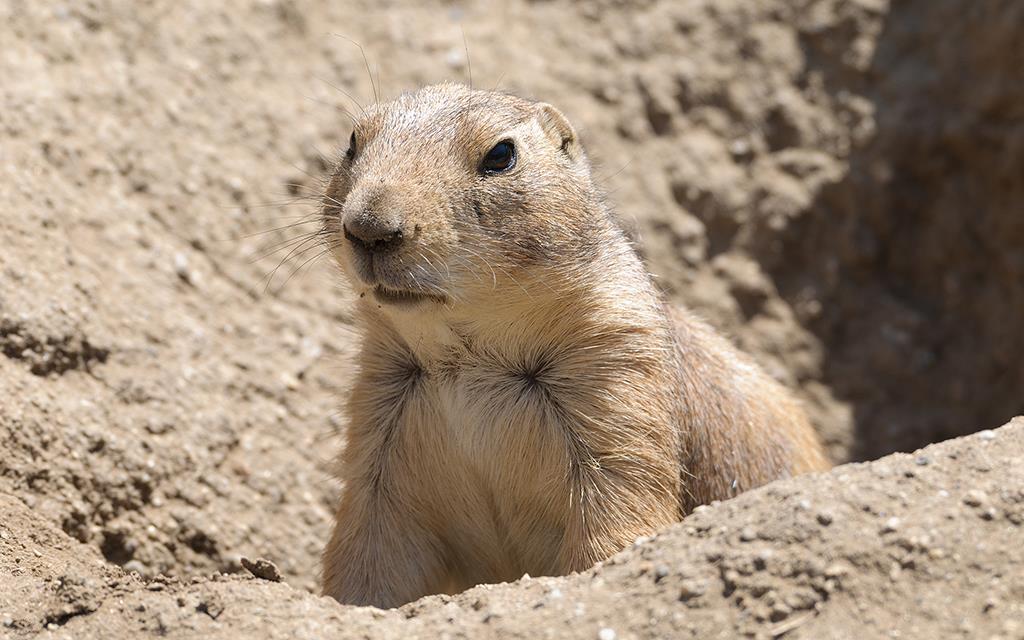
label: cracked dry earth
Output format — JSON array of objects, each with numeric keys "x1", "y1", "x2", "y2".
[{"x1": 2, "y1": 0, "x2": 1023, "y2": 638}]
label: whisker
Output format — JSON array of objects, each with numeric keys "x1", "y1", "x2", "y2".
[
  {"x1": 322, "y1": 193, "x2": 347, "y2": 209},
  {"x1": 333, "y1": 34, "x2": 378, "y2": 105},
  {"x1": 461, "y1": 28, "x2": 473, "y2": 89},
  {"x1": 302, "y1": 94, "x2": 358, "y2": 127},
  {"x1": 215, "y1": 197, "x2": 320, "y2": 211},
  {"x1": 237, "y1": 216, "x2": 323, "y2": 240},
  {"x1": 492, "y1": 71, "x2": 507, "y2": 92},
  {"x1": 260, "y1": 231, "x2": 328, "y2": 287},
  {"x1": 314, "y1": 74, "x2": 367, "y2": 117},
  {"x1": 274, "y1": 245, "x2": 333, "y2": 293},
  {"x1": 281, "y1": 181, "x2": 328, "y2": 194},
  {"x1": 251, "y1": 230, "x2": 324, "y2": 265}
]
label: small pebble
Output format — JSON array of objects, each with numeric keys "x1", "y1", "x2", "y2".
[
  {"x1": 963, "y1": 490, "x2": 987, "y2": 507},
  {"x1": 729, "y1": 139, "x2": 751, "y2": 157},
  {"x1": 881, "y1": 517, "x2": 900, "y2": 533},
  {"x1": 279, "y1": 372, "x2": 300, "y2": 391},
  {"x1": 240, "y1": 557, "x2": 282, "y2": 582},
  {"x1": 889, "y1": 562, "x2": 902, "y2": 581},
  {"x1": 977, "y1": 430, "x2": 996, "y2": 441},
  {"x1": 825, "y1": 563, "x2": 849, "y2": 578},
  {"x1": 124, "y1": 560, "x2": 146, "y2": 575},
  {"x1": 739, "y1": 526, "x2": 757, "y2": 541},
  {"x1": 653, "y1": 564, "x2": 669, "y2": 582},
  {"x1": 173, "y1": 252, "x2": 190, "y2": 281},
  {"x1": 816, "y1": 511, "x2": 834, "y2": 526},
  {"x1": 679, "y1": 580, "x2": 707, "y2": 600},
  {"x1": 598, "y1": 628, "x2": 616, "y2": 640}
]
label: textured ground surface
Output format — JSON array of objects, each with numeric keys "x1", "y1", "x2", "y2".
[
  {"x1": 1, "y1": 0, "x2": 1022, "y2": 637},
  {"x1": 4, "y1": 421, "x2": 1023, "y2": 639}
]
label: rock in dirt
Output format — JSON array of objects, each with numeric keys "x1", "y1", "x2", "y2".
[{"x1": 240, "y1": 557, "x2": 284, "y2": 583}]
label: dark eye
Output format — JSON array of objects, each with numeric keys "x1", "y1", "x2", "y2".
[
  {"x1": 480, "y1": 140, "x2": 516, "y2": 174},
  {"x1": 345, "y1": 132, "x2": 357, "y2": 160}
]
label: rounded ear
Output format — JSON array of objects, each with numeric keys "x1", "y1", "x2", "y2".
[{"x1": 535, "y1": 103, "x2": 579, "y2": 160}]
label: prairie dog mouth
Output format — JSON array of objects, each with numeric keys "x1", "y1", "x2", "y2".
[{"x1": 372, "y1": 285, "x2": 446, "y2": 307}]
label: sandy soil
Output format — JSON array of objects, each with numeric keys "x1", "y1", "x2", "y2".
[
  {"x1": 4, "y1": 421, "x2": 1023, "y2": 638},
  {"x1": 1, "y1": 0, "x2": 1021, "y2": 637}
]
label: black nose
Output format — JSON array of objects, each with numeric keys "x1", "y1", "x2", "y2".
[{"x1": 343, "y1": 217, "x2": 404, "y2": 254}]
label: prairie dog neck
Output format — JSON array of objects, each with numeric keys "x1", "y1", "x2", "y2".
[{"x1": 355, "y1": 230, "x2": 662, "y2": 370}]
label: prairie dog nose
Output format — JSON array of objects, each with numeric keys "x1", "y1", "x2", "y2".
[{"x1": 343, "y1": 214, "x2": 404, "y2": 254}]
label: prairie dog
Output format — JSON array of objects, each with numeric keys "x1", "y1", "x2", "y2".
[{"x1": 319, "y1": 83, "x2": 829, "y2": 608}]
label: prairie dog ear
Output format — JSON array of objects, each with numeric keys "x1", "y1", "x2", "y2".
[{"x1": 535, "y1": 103, "x2": 579, "y2": 160}]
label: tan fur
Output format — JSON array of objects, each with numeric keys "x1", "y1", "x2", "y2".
[{"x1": 318, "y1": 83, "x2": 830, "y2": 608}]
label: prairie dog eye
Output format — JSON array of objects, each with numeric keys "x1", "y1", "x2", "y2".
[
  {"x1": 480, "y1": 140, "x2": 516, "y2": 174},
  {"x1": 346, "y1": 131, "x2": 357, "y2": 160}
]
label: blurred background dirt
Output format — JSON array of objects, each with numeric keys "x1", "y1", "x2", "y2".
[{"x1": 1, "y1": 0, "x2": 1021, "y2": 637}]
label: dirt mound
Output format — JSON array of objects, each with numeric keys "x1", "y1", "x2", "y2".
[
  {"x1": 1, "y1": 0, "x2": 1022, "y2": 637},
  {"x1": 4, "y1": 420, "x2": 1022, "y2": 638}
]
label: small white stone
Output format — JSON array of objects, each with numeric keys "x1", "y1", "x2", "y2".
[
  {"x1": 978, "y1": 430, "x2": 996, "y2": 441},
  {"x1": 598, "y1": 628, "x2": 617, "y2": 640},
  {"x1": 445, "y1": 47, "x2": 465, "y2": 69},
  {"x1": 174, "y1": 252, "x2": 189, "y2": 275},
  {"x1": 963, "y1": 490, "x2": 987, "y2": 507},
  {"x1": 729, "y1": 139, "x2": 751, "y2": 157},
  {"x1": 881, "y1": 517, "x2": 901, "y2": 533},
  {"x1": 280, "y1": 372, "x2": 300, "y2": 390}
]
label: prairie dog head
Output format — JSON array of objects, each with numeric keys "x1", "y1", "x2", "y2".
[{"x1": 322, "y1": 83, "x2": 606, "y2": 317}]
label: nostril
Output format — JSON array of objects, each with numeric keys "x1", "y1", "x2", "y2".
[
  {"x1": 343, "y1": 224, "x2": 404, "y2": 254},
  {"x1": 371, "y1": 229, "x2": 402, "y2": 252},
  {"x1": 343, "y1": 224, "x2": 365, "y2": 248},
  {"x1": 383, "y1": 229, "x2": 403, "y2": 249}
]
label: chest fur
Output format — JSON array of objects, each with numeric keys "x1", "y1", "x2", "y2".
[{"x1": 430, "y1": 352, "x2": 572, "y2": 490}]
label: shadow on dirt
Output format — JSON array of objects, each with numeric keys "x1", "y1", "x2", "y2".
[{"x1": 772, "y1": 0, "x2": 1024, "y2": 460}]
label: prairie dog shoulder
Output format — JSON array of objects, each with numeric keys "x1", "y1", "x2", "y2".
[{"x1": 319, "y1": 83, "x2": 829, "y2": 608}]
